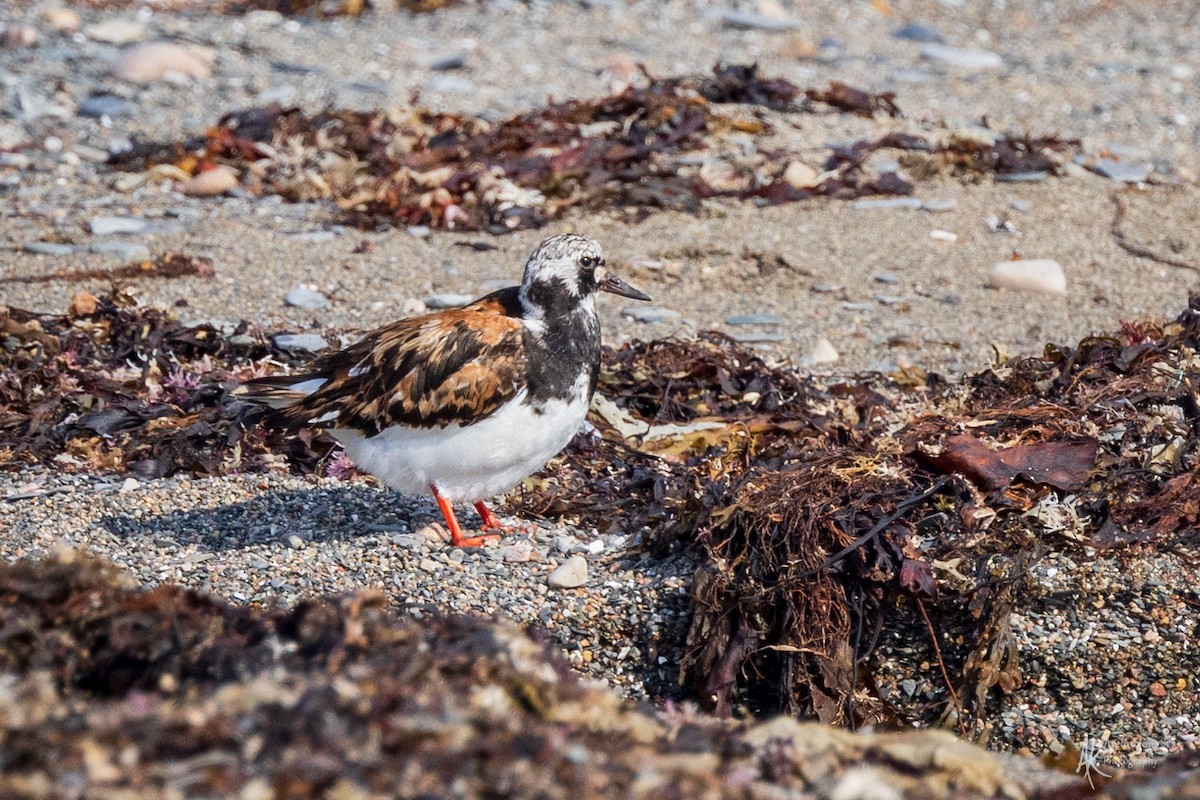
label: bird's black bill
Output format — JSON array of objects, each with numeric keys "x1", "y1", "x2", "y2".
[{"x1": 598, "y1": 274, "x2": 651, "y2": 301}]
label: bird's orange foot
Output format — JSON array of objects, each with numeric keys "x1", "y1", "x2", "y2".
[
  {"x1": 453, "y1": 531, "x2": 502, "y2": 547},
  {"x1": 474, "y1": 501, "x2": 537, "y2": 536},
  {"x1": 431, "y1": 486, "x2": 503, "y2": 548}
]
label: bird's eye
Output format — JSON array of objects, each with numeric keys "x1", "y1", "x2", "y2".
[{"x1": 579, "y1": 256, "x2": 597, "y2": 269}]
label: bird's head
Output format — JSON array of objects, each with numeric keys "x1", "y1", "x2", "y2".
[{"x1": 519, "y1": 233, "x2": 650, "y2": 318}]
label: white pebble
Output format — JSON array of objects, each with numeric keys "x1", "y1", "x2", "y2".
[
  {"x1": 929, "y1": 229, "x2": 958, "y2": 242},
  {"x1": 111, "y1": 42, "x2": 211, "y2": 83},
  {"x1": 808, "y1": 337, "x2": 839, "y2": 364},
  {"x1": 989, "y1": 259, "x2": 1066, "y2": 294},
  {"x1": 548, "y1": 555, "x2": 588, "y2": 589}
]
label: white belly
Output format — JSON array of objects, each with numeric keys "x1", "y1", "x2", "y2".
[{"x1": 329, "y1": 379, "x2": 589, "y2": 502}]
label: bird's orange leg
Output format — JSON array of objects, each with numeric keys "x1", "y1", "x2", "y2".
[
  {"x1": 474, "y1": 501, "x2": 505, "y2": 531},
  {"x1": 431, "y1": 485, "x2": 499, "y2": 547}
]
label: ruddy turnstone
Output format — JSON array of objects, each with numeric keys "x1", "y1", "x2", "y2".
[{"x1": 239, "y1": 233, "x2": 650, "y2": 546}]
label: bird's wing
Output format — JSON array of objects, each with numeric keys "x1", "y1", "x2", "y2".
[{"x1": 240, "y1": 294, "x2": 528, "y2": 434}]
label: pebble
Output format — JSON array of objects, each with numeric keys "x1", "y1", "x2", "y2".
[
  {"x1": 995, "y1": 171, "x2": 1049, "y2": 183},
  {"x1": 84, "y1": 19, "x2": 145, "y2": 45},
  {"x1": 285, "y1": 286, "x2": 331, "y2": 310},
  {"x1": 68, "y1": 292, "x2": 99, "y2": 317},
  {"x1": 425, "y1": 293, "x2": 473, "y2": 309},
  {"x1": 1090, "y1": 157, "x2": 1149, "y2": 183},
  {"x1": 852, "y1": 197, "x2": 923, "y2": 211},
  {"x1": 90, "y1": 216, "x2": 148, "y2": 236},
  {"x1": 921, "y1": 198, "x2": 958, "y2": 213},
  {"x1": 0, "y1": 24, "x2": 38, "y2": 48},
  {"x1": 273, "y1": 333, "x2": 329, "y2": 352},
  {"x1": 725, "y1": 313, "x2": 782, "y2": 326},
  {"x1": 548, "y1": 555, "x2": 589, "y2": 589},
  {"x1": 111, "y1": 42, "x2": 211, "y2": 83},
  {"x1": 426, "y1": 75, "x2": 476, "y2": 95},
  {"x1": 783, "y1": 161, "x2": 820, "y2": 190},
  {"x1": 79, "y1": 95, "x2": 134, "y2": 118},
  {"x1": 43, "y1": 8, "x2": 81, "y2": 33},
  {"x1": 499, "y1": 542, "x2": 534, "y2": 563},
  {"x1": 989, "y1": 259, "x2": 1066, "y2": 294},
  {"x1": 88, "y1": 241, "x2": 150, "y2": 261},
  {"x1": 716, "y1": 8, "x2": 804, "y2": 31},
  {"x1": 23, "y1": 242, "x2": 78, "y2": 257},
  {"x1": 920, "y1": 43, "x2": 1003, "y2": 70},
  {"x1": 808, "y1": 336, "x2": 839, "y2": 364},
  {"x1": 429, "y1": 55, "x2": 467, "y2": 71},
  {"x1": 929, "y1": 229, "x2": 958, "y2": 242},
  {"x1": 874, "y1": 273, "x2": 899, "y2": 284},
  {"x1": 893, "y1": 22, "x2": 943, "y2": 43},
  {"x1": 1010, "y1": 199, "x2": 1033, "y2": 212},
  {"x1": 622, "y1": 306, "x2": 681, "y2": 323},
  {"x1": 181, "y1": 168, "x2": 238, "y2": 197}
]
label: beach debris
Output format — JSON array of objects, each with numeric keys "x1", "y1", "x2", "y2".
[{"x1": 106, "y1": 65, "x2": 1077, "y2": 231}]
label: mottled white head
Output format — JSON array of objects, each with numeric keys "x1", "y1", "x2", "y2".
[{"x1": 518, "y1": 233, "x2": 650, "y2": 319}]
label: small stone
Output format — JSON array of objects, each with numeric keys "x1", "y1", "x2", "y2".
[
  {"x1": 111, "y1": 42, "x2": 211, "y2": 83},
  {"x1": 548, "y1": 555, "x2": 588, "y2": 589},
  {"x1": 1010, "y1": 199, "x2": 1032, "y2": 212},
  {"x1": 180, "y1": 167, "x2": 238, "y2": 196},
  {"x1": 874, "y1": 273, "x2": 899, "y2": 284},
  {"x1": 921, "y1": 198, "x2": 958, "y2": 212},
  {"x1": 401, "y1": 298, "x2": 427, "y2": 315},
  {"x1": 995, "y1": 171, "x2": 1049, "y2": 183},
  {"x1": 852, "y1": 197, "x2": 923, "y2": 210},
  {"x1": 1150, "y1": 681, "x2": 1167, "y2": 698},
  {"x1": 286, "y1": 534, "x2": 304, "y2": 549},
  {"x1": 88, "y1": 241, "x2": 150, "y2": 261},
  {"x1": 85, "y1": 19, "x2": 145, "y2": 45},
  {"x1": 429, "y1": 54, "x2": 467, "y2": 71},
  {"x1": 287, "y1": 230, "x2": 336, "y2": 243},
  {"x1": 425, "y1": 293, "x2": 473, "y2": 309},
  {"x1": 874, "y1": 294, "x2": 906, "y2": 305},
  {"x1": 499, "y1": 543, "x2": 533, "y2": 563},
  {"x1": 1091, "y1": 157, "x2": 1149, "y2": 183},
  {"x1": 900, "y1": 678, "x2": 917, "y2": 696},
  {"x1": 79, "y1": 94, "x2": 133, "y2": 118},
  {"x1": 920, "y1": 43, "x2": 1003, "y2": 69},
  {"x1": 783, "y1": 160, "x2": 820, "y2": 190},
  {"x1": 930, "y1": 229, "x2": 957, "y2": 242},
  {"x1": 285, "y1": 286, "x2": 331, "y2": 309},
  {"x1": 989, "y1": 259, "x2": 1066, "y2": 294},
  {"x1": 273, "y1": 333, "x2": 329, "y2": 352},
  {"x1": 44, "y1": 8, "x2": 82, "y2": 32},
  {"x1": 725, "y1": 313, "x2": 782, "y2": 326},
  {"x1": 90, "y1": 215, "x2": 147, "y2": 236},
  {"x1": 622, "y1": 306, "x2": 680, "y2": 323},
  {"x1": 23, "y1": 242, "x2": 77, "y2": 257},
  {"x1": 418, "y1": 557, "x2": 440, "y2": 573},
  {"x1": 426, "y1": 75, "x2": 476, "y2": 94},
  {"x1": 554, "y1": 535, "x2": 578, "y2": 554},
  {"x1": 717, "y1": 8, "x2": 803, "y2": 31},
  {"x1": 808, "y1": 337, "x2": 839, "y2": 364},
  {"x1": 0, "y1": 24, "x2": 38, "y2": 48},
  {"x1": 68, "y1": 291, "x2": 100, "y2": 317},
  {"x1": 893, "y1": 22, "x2": 943, "y2": 43}
]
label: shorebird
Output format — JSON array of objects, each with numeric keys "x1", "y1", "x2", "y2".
[{"x1": 239, "y1": 233, "x2": 650, "y2": 546}]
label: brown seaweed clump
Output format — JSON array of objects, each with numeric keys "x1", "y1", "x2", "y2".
[
  {"x1": 108, "y1": 65, "x2": 1077, "y2": 231},
  {"x1": 3, "y1": 551, "x2": 1198, "y2": 799}
]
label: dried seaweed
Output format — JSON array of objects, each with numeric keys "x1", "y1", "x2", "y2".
[
  {"x1": 6, "y1": 287, "x2": 1198, "y2": 742},
  {"x1": 53, "y1": 0, "x2": 462, "y2": 14},
  {"x1": 510, "y1": 301, "x2": 1200, "y2": 733},
  {"x1": 0, "y1": 290, "x2": 321, "y2": 479},
  {"x1": 11, "y1": 552, "x2": 1191, "y2": 798},
  {"x1": 108, "y1": 65, "x2": 1076, "y2": 230},
  {"x1": 0, "y1": 252, "x2": 215, "y2": 286}
]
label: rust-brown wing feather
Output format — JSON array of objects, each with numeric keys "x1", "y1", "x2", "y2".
[{"x1": 241, "y1": 292, "x2": 528, "y2": 434}]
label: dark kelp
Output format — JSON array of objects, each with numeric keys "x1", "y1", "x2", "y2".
[
  {"x1": 107, "y1": 65, "x2": 1079, "y2": 231},
  {"x1": 4, "y1": 291, "x2": 1198, "y2": 744}
]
